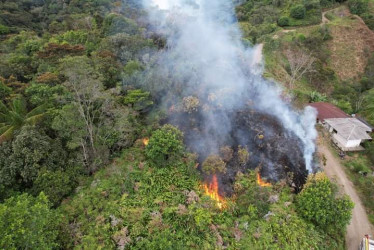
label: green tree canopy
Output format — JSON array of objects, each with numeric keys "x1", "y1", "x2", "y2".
[
  {"x1": 0, "y1": 192, "x2": 61, "y2": 249},
  {"x1": 0, "y1": 126, "x2": 68, "y2": 199},
  {"x1": 123, "y1": 89, "x2": 153, "y2": 112},
  {"x1": 145, "y1": 124, "x2": 184, "y2": 167},
  {"x1": 296, "y1": 173, "x2": 354, "y2": 234}
]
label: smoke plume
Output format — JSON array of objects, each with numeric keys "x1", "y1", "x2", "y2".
[{"x1": 140, "y1": 0, "x2": 317, "y2": 172}]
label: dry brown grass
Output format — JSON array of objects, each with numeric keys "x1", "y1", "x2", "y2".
[{"x1": 327, "y1": 6, "x2": 374, "y2": 81}]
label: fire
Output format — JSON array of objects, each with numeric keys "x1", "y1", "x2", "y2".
[
  {"x1": 257, "y1": 172, "x2": 272, "y2": 187},
  {"x1": 142, "y1": 138, "x2": 149, "y2": 146},
  {"x1": 203, "y1": 175, "x2": 225, "y2": 209}
]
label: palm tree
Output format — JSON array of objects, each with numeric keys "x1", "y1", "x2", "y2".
[{"x1": 0, "y1": 97, "x2": 47, "y2": 143}]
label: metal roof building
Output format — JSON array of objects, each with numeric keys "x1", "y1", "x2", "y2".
[
  {"x1": 308, "y1": 102, "x2": 372, "y2": 151},
  {"x1": 324, "y1": 118, "x2": 372, "y2": 151},
  {"x1": 309, "y1": 102, "x2": 350, "y2": 122}
]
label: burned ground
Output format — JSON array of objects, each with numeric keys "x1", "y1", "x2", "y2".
[{"x1": 167, "y1": 105, "x2": 309, "y2": 196}]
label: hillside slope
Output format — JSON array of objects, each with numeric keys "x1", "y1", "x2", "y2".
[{"x1": 326, "y1": 6, "x2": 374, "y2": 80}]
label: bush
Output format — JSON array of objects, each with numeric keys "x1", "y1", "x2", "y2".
[
  {"x1": 31, "y1": 170, "x2": 76, "y2": 206},
  {"x1": 290, "y1": 5, "x2": 306, "y2": 19},
  {"x1": 238, "y1": 145, "x2": 250, "y2": 165},
  {"x1": 278, "y1": 16, "x2": 290, "y2": 27},
  {"x1": 348, "y1": 0, "x2": 369, "y2": 15},
  {"x1": 202, "y1": 155, "x2": 226, "y2": 174},
  {"x1": 220, "y1": 146, "x2": 233, "y2": 162},
  {"x1": 303, "y1": 0, "x2": 320, "y2": 10},
  {"x1": 310, "y1": 91, "x2": 328, "y2": 102},
  {"x1": 145, "y1": 124, "x2": 184, "y2": 167},
  {"x1": 183, "y1": 96, "x2": 200, "y2": 113},
  {"x1": 297, "y1": 33, "x2": 306, "y2": 42},
  {"x1": 0, "y1": 24, "x2": 10, "y2": 35}
]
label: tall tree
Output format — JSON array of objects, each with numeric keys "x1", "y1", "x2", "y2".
[
  {"x1": 285, "y1": 48, "x2": 315, "y2": 89},
  {"x1": 55, "y1": 56, "x2": 137, "y2": 172}
]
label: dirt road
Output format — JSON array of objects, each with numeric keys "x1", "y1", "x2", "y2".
[
  {"x1": 318, "y1": 138, "x2": 373, "y2": 250},
  {"x1": 322, "y1": 10, "x2": 330, "y2": 24}
]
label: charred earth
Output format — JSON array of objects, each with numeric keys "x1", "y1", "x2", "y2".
[{"x1": 167, "y1": 106, "x2": 309, "y2": 196}]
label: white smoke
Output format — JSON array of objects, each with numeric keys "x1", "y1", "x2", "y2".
[{"x1": 141, "y1": 0, "x2": 317, "y2": 171}]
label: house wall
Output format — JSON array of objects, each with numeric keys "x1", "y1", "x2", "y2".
[
  {"x1": 332, "y1": 133, "x2": 362, "y2": 148},
  {"x1": 346, "y1": 139, "x2": 362, "y2": 148}
]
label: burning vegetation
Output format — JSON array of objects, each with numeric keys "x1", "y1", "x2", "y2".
[
  {"x1": 145, "y1": 0, "x2": 316, "y2": 200},
  {"x1": 203, "y1": 175, "x2": 226, "y2": 209},
  {"x1": 168, "y1": 105, "x2": 309, "y2": 196},
  {"x1": 257, "y1": 172, "x2": 272, "y2": 187},
  {"x1": 142, "y1": 138, "x2": 149, "y2": 146}
]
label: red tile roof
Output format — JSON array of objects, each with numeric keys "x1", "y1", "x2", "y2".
[{"x1": 309, "y1": 102, "x2": 350, "y2": 121}]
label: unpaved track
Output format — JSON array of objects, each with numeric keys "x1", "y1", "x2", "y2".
[
  {"x1": 317, "y1": 137, "x2": 373, "y2": 250},
  {"x1": 322, "y1": 10, "x2": 330, "y2": 24}
]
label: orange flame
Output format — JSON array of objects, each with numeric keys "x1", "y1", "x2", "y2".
[
  {"x1": 257, "y1": 173, "x2": 272, "y2": 187},
  {"x1": 203, "y1": 175, "x2": 225, "y2": 209},
  {"x1": 142, "y1": 138, "x2": 149, "y2": 146}
]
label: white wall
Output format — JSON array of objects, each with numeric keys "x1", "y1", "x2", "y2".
[
  {"x1": 346, "y1": 139, "x2": 362, "y2": 148},
  {"x1": 332, "y1": 133, "x2": 362, "y2": 148}
]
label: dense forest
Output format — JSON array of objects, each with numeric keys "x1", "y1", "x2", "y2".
[{"x1": 0, "y1": 0, "x2": 372, "y2": 249}]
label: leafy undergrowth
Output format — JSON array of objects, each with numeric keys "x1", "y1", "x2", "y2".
[
  {"x1": 344, "y1": 155, "x2": 374, "y2": 225},
  {"x1": 59, "y1": 146, "x2": 343, "y2": 249}
]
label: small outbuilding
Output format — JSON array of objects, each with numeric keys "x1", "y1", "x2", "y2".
[{"x1": 309, "y1": 102, "x2": 372, "y2": 151}]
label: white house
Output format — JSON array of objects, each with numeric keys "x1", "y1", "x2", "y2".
[{"x1": 324, "y1": 118, "x2": 372, "y2": 151}]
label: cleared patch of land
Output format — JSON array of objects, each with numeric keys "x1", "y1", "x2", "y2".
[{"x1": 327, "y1": 6, "x2": 374, "y2": 80}]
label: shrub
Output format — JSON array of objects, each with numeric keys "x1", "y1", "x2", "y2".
[
  {"x1": 290, "y1": 5, "x2": 306, "y2": 19},
  {"x1": 298, "y1": 33, "x2": 306, "y2": 42},
  {"x1": 183, "y1": 96, "x2": 200, "y2": 113},
  {"x1": 303, "y1": 0, "x2": 320, "y2": 10},
  {"x1": 202, "y1": 155, "x2": 226, "y2": 174},
  {"x1": 0, "y1": 24, "x2": 10, "y2": 35},
  {"x1": 278, "y1": 16, "x2": 290, "y2": 27},
  {"x1": 310, "y1": 91, "x2": 328, "y2": 102},
  {"x1": 145, "y1": 124, "x2": 184, "y2": 167},
  {"x1": 238, "y1": 145, "x2": 250, "y2": 165},
  {"x1": 348, "y1": 0, "x2": 369, "y2": 15},
  {"x1": 31, "y1": 170, "x2": 75, "y2": 206},
  {"x1": 220, "y1": 146, "x2": 233, "y2": 162}
]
